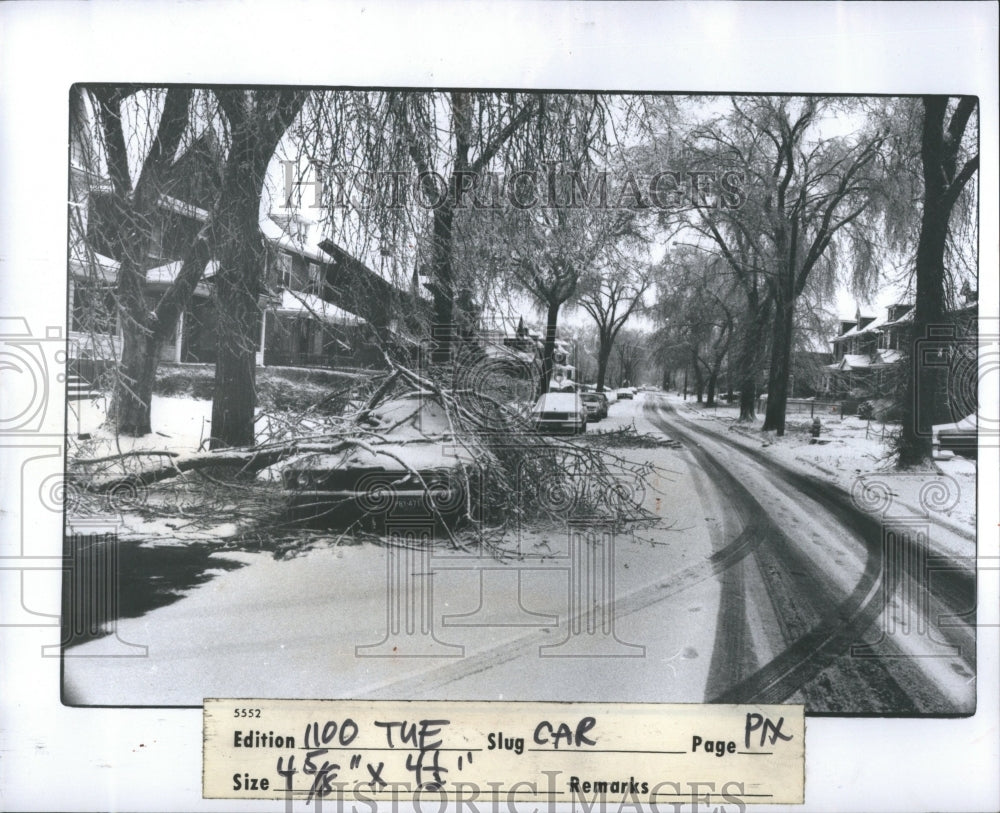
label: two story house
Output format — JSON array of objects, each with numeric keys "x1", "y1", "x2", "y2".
[{"x1": 824, "y1": 294, "x2": 978, "y2": 403}]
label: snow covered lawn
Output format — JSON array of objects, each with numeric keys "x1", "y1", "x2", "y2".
[
  {"x1": 68, "y1": 394, "x2": 215, "y2": 458},
  {"x1": 669, "y1": 396, "x2": 976, "y2": 541},
  {"x1": 62, "y1": 393, "x2": 724, "y2": 705}
]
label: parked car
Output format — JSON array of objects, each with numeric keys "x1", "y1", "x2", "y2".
[
  {"x1": 531, "y1": 391, "x2": 587, "y2": 435},
  {"x1": 580, "y1": 391, "x2": 609, "y2": 421},
  {"x1": 934, "y1": 413, "x2": 977, "y2": 459},
  {"x1": 282, "y1": 392, "x2": 480, "y2": 526},
  {"x1": 616, "y1": 387, "x2": 634, "y2": 400},
  {"x1": 602, "y1": 388, "x2": 618, "y2": 405}
]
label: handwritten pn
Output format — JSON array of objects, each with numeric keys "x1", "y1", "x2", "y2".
[{"x1": 744, "y1": 713, "x2": 793, "y2": 749}]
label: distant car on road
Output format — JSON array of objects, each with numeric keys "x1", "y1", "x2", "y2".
[
  {"x1": 532, "y1": 391, "x2": 587, "y2": 435},
  {"x1": 616, "y1": 387, "x2": 634, "y2": 400},
  {"x1": 282, "y1": 392, "x2": 480, "y2": 526},
  {"x1": 580, "y1": 391, "x2": 609, "y2": 421}
]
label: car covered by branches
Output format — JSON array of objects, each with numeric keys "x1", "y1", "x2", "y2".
[{"x1": 282, "y1": 391, "x2": 482, "y2": 527}]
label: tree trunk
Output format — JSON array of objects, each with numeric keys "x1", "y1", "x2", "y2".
[
  {"x1": 429, "y1": 203, "x2": 456, "y2": 363},
  {"x1": 898, "y1": 218, "x2": 950, "y2": 465},
  {"x1": 691, "y1": 351, "x2": 705, "y2": 403},
  {"x1": 738, "y1": 379, "x2": 757, "y2": 421},
  {"x1": 897, "y1": 96, "x2": 975, "y2": 467},
  {"x1": 596, "y1": 337, "x2": 612, "y2": 392},
  {"x1": 208, "y1": 90, "x2": 305, "y2": 449},
  {"x1": 209, "y1": 162, "x2": 268, "y2": 449},
  {"x1": 706, "y1": 371, "x2": 718, "y2": 407},
  {"x1": 109, "y1": 237, "x2": 211, "y2": 437},
  {"x1": 736, "y1": 292, "x2": 772, "y2": 422},
  {"x1": 762, "y1": 295, "x2": 794, "y2": 435},
  {"x1": 210, "y1": 268, "x2": 260, "y2": 449},
  {"x1": 539, "y1": 300, "x2": 561, "y2": 395},
  {"x1": 96, "y1": 88, "x2": 192, "y2": 438},
  {"x1": 110, "y1": 324, "x2": 160, "y2": 436},
  {"x1": 108, "y1": 250, "x2": 156, "y2": 435}
]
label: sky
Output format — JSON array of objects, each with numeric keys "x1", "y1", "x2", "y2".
[{"x1": 91, "y1": 87, "x2": 973, "y2": 337}]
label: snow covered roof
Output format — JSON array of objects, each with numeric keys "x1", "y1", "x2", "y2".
[
  {"x1": 482, "y1": 344, "x2": 536, "y2": 365},
  {"x1": 834, "y1": 303, "x2": 916, "y2": 340},
  {"x1": 883, "y1": 309, "x2": 915, "y2": 328},
  {"x1": 68, "y1": 251, "x2": 120, "y2": 282},
  {"x1": 277, "y1": 289, "x2": 365, "y2": 325},
  {"x1": 827, "y1": 354, "x2": 874, "y2": 371},
  {"x1": 834, "y1": 313, "x2": 888, "y2": 340},
  {"x1": 157, "y1": 194, "x2": 210, "y2": 222},
  {"x1": 145, "y1": 258, "x2": 220, "y2": 287},
  {"x1": 874, "y1": 348, "x2": 902, "y2": 365},
  {"x1": 260, "y1": 217, "x2": 330, "y2": 264},
  {"x1": 827, "y1": 348, "x2": 903, "y2": 372}
]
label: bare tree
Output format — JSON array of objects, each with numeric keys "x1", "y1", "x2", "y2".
[
  {"x1": 610, "y1": 329, "x2": 647, "y2": 389},
  {"x1": 897, "y1": 96, "x2": 979, "y2": 466},
  {"x1": 688, "y1": 97, "x2": 888, "y2": 434},
  {"x1": 507, "y1": 205, "x2": 641, "y2": 394},
  {"x1": 578, "y1": 263, "x2": 652, "y2": 392},
  {"x1": 208, "y1": 89, "x2": 306, "y2": 449},
  {"x1": 89, "y1": 87, "x2": 212, "y2": 436},
  {"x1": 653, "y1": 248, "x2": 737, "y2": 406},
  {"x1": 386, "y1": 92, "x2": 537, "y2": 361}
]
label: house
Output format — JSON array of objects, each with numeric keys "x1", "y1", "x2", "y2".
[
  {"x1": 69, "y1": 130, "x2": 223, "y2": 376},
  {"x1": 823, "y1": 304, "x2": 912, "y2": 398},
  {"x1": 823, "y1": 296, "x2": 977, "y2": 400},
  {"x1": 69, "y1": 146, "x2": 423, "y2": 381}
]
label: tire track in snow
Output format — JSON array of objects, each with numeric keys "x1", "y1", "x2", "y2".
[{"x1": 644, "y1": 397, "x2": 973, "y2": 713}]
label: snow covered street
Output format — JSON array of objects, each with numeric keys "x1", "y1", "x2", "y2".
[
  {"x1": 63, "y1": 394, "x2": 727, "y2": 706},
  {"x1": 61, "y1": 392, "x2": 977, "y2": 713}
]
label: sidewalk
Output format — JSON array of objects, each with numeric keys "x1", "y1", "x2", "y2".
[{"x1": 662, "y1": 394, "x2": 976, "y2": 554}]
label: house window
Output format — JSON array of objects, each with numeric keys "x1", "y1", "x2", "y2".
[
  {"x1": 276, "y1": 252, "x2": 293, "y2": 288},
  {"x1": 149, "y1": 222, "x2": 165, "y2": 259},
  {"x1": 307, "y1": 262, "x2": 321, "y2": 293}
]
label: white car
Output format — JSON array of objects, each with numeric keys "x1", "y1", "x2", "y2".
[
  {"x1": 531, "y1": 392, "x2": 587, "y2": 435},
  {"x1": 933, "y1": 413, "x2": 977, "y2": 459}
]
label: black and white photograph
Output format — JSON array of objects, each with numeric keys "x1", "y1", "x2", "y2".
[
  {"x1": 1, "y1": 3, "x2": 997, "y2": 812},
  {"x1": 62, "y1": 86, "x2": 980, "y2": 714}
]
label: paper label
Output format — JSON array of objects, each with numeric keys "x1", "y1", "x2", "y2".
[{"x1": 204, "y1": 699, "x2": 804, "y2": 805}]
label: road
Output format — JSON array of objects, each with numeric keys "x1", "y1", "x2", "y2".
[
  {"x1": 63, "y1": 394, "x2": 977, "y2": 714},
  {"x1": 641, "y1": 394, "x2": 976, "y2": 714}
]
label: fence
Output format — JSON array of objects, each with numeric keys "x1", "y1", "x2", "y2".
[{"x1": 757, "y1": 396, "x2": 855, "y2": 418}]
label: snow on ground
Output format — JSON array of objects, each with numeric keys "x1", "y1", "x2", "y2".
[
  {"x1": 664, "y1": 394, "x2": 977, "y2": 546},
  {"x1": 63, "y1": 394, "x2": 725, "y2": 705},
  {"x1": 68, "y1": 395, "x2": 242, "y2": 541},
  {"x1": 68, "y1": 394, "x2": 214, "y2": 457}
]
